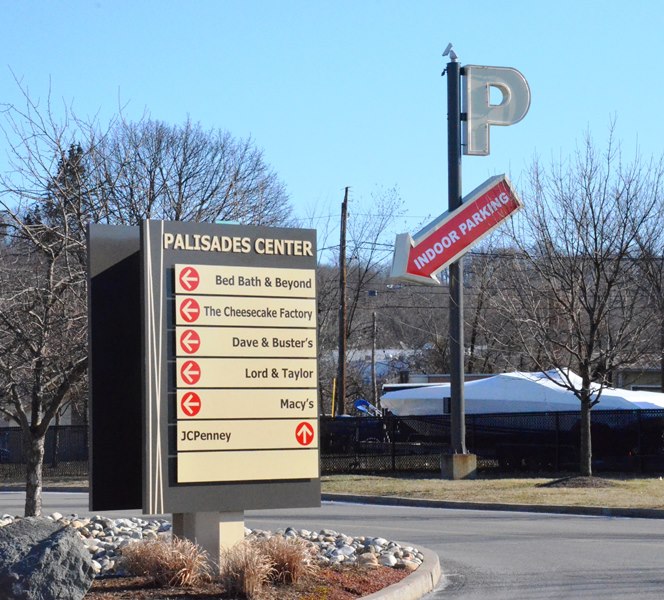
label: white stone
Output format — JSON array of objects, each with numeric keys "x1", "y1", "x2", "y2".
[{"x1": 380, "y1": 554, "x2": 398, "y2": 567}]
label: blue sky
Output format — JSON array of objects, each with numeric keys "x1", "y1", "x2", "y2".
[{"x1": 1, "y1": 0, "x2": 662, "y2": 235}]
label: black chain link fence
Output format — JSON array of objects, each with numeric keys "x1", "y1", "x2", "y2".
[
  {"x1": 0, "y1": 426, "x2": 88, "y2": 481},
  {"x1": 3, "y1": 410, "x2": 664, "y2": 482},
  {"x1": 320, "y1": 410, "x2": 664, "y2": 475}
]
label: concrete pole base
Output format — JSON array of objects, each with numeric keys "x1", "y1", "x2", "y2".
[
  {"x1": 172, "y1": 511, "x2": 245, "y2": 571},
  {"x1": 441, "y1": 453, "x2": 477, "y2": 480}
]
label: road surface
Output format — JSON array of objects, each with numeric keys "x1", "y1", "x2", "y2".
[{"x1": 3, "y1": 492, "x2": 664, "y2": 599}]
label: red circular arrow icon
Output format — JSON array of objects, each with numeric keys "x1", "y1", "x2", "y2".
[
  {"x1": 179, "y1": 298, "x2": 200, "y2": 323},
  {"x1": 295, "y1": 422, "x2": 315, "y2": 446},
  {"x1": 180, "y1": 360, "x2": 201, "y2": 385},
  {"x1": 179, "y1": 329, "x2": 201, "y2": 354},
  {"x1": 180, "y1": 391, "x2": 201, "y2": 417},
  {"x1": 179, "y1": 267, "x2": 200, "y2": 292}
]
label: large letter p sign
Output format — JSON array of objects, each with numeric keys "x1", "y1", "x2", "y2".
[{"x1": 463, "y1": 65, "x2": 531, "y2": 156}]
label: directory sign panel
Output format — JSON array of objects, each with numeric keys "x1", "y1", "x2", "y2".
[{"x1": 142, "y1": 220, "x2": 319, "y2": 515}]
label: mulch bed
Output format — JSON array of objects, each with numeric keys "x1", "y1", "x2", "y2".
[{"x1": 85, "y1": 565, "x2": 409, "y2": 600}]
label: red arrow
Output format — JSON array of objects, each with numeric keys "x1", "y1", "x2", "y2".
[
  {"x1": 390, "y1": 175, "x2": 522, "y2": 284},
  {"x1": 179, "y1": 298, "x2": 200, "y2": 323},
  {"x1": 295, "y1": 422, "x2": 314, "y2": 446},
  {"x1": 179, "y1": 267, "x2": 200, "y2": 292},
  {"x1": 179, "y1": 329, "x2": 201, "y2": 354},
  {"x1": 180, "y1": 360, "x2": 201, "y2": 385},
  {"x1": 180, "y1": 392, "x2": 201, "y2": 417}
]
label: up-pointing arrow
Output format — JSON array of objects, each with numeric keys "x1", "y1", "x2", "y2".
[{"x1": 295, "y1": 422, "x2": 314, "y2": 446}]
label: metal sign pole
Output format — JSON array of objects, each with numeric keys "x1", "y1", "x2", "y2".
[
  {"x1": 389, "y1": 47, "x2": 527, "y2": 478},
  {"x1": 446, "y1": 55, "x2": 467, "y2": 456}
]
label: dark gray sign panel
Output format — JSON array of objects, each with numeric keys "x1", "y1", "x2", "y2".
[
  {"x1": 88, "y1": 225, "x2": 142, "y2": 511},
  {"x1": 142, "y1": 220, "x2": 320, "y2": 515}
]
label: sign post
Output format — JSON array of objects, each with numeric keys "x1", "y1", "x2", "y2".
[
  {"x1": 87, "y1": 220, "x2": 320, "y2": 568},
  {"x1": 446, "y1": 55, "x2": 467, "y2": 464},
  {"x1": 390, "y1": 46, "x2": 529, "y2": 480}
]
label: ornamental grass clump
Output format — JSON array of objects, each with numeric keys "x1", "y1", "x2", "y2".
[
  {"x1": 220, "y1": 540, "x2": 275, "y2": 599},
  {"x1": 120, "y1": 536, "x2": 212, "y2": 588},
  {"x1": 257, "y1": 535, "x2": 320, "y2": 585}
]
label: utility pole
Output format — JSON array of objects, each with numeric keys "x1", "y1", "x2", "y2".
[
  {"x1": 336, "y1": 187, "x2": 349, "y2": 416},
  {"x1": 371, "y1": 311, "x2": 378, "y2": 407}
]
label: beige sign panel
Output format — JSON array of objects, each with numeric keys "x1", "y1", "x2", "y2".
[
  {"x1": 175, "y1": 296, "x2": 316, "y2": 328},
  {"x1": 175, "y1": 264, "x2": 315, "y2": 298},
  {"x1": 175, "y1": 326, "x2": 316, "y2": 358},
  {"x1": 177, "y1": 357, "x2": 317, "y2": 388},
  {"x1": 171, "y1": 256, "x2": 319, "y2": 490},
  {"x1": 177, "y1": 389, "x2": 317, "y2": 420},
  {"x1": 177, "y1": 419, "x2": 318, "y2": 452},
  {"x1": 177, "y1": 449, "x2": 319, "y2": 483}
]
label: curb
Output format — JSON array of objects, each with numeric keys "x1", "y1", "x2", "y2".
[
  {"x1": 1, "y1": 487, "x2": 89, "y2": 493},
  {"x1": 7, "y1": 488, "x2": 664, "y2": 519},
  {"x1": 362, "y1": 546, "x2": 441, "y2": 600},
  {"x1": 322, "y1": 493, "x2": 664, "y2": 519}
]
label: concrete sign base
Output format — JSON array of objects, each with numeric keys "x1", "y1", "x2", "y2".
[
  {"x1": 172, "y1": 511, "x2": 245, "y2": 570},
  {"x1": 441, "y1": 454, "x2": 477, "y2": 480}
]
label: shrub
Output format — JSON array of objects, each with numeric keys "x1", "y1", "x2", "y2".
[
  {"x1": 257, "y1": 535, "x2": 319, "y2": 585},
  {"x1": 120, "y1": 536, "x2": 212, "y2": 587},
  {"x1": 220, "y1": 540, "x2": 275, "y2": 599}
]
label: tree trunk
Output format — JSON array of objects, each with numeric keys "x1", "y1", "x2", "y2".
[
  {"x1": 579, "y1": 398, "x2": 592, "y2": 476},
  {"x1": 23, "y1": 433, "x2": 45, "y2": 516},
  {"x1": 51, "y1": 411, "x2": 61, "y2": 469},
  {"x1": 660, "y1": 318, "x2": 664, "y2": 393}
]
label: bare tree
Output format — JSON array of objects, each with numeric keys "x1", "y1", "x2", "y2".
[
  {"x1": 496, "y1": 132, "x2": 662, "y2": 475},
  {"x1": 0, "y1": 93, "x2": 91, "y2": 515},
  {"x1": 306, "y1": 188, "x2": 404, "y2": 414},
  {"x1": 0, "y1": 85, "x2": 292, "y2": 515},
  {"x1": 381, "y1": 282, "x2": 451, "y2": 375},
  {"x1": 88, "y1": 118, "x2": 292, "y2": 226},
  {"x1": 632, "y1": 189, "x2": 664, "y2": 392},
  {"x1": 0, "y1": 172, "x2": 88, "y2": 515}
]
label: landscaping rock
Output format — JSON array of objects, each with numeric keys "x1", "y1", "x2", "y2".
[
  {"x1": 0, "y1": 515, "x2": 422, "y2": 578},
  {"x1": 0, "y1": 517, "x2": 94, "y2": 600}
]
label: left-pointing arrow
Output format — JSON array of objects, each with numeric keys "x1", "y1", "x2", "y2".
[
  {"x1": 179, "y1": 267, "x2": 200, "y2": 291},
  {"x1": 180, "y1": 392, "x2": 201, "y2": 417},
  {"x1": 179, "y1": 298, "x2": 200, "y2": 323},
  {"x1": 179, "y1": 329, "x2": 201, "y2": 354},
  {"x1": 180, "y1": 360, "x2": 201, "y2": 385}
]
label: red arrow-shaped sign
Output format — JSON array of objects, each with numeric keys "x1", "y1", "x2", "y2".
[
  {"x1": 179, "y1": 329, "x2": 201, "y2": 354},
  {"x1": 180, "y1": 360, "x2": 201, "y2": 385},
  {"x1": 179, "y1": 267, "x2": 200, "y2": 292},
  {"x1": 390, "y1": 175, "x2": 522, "y2": 284},
  {"x1": 180, "y1": 392, "x2": 201, "y2": 417},
  {"x1": 295, "y1": 421, "x2": 315, "y2": 446},
  {"x1": 179, "y1": 298, "x2": 200, "y2": 323}
]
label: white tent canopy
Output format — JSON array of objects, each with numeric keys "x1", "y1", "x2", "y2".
[{"x1": 380, "y1": 370, "x2": 664, "y2": 416}]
